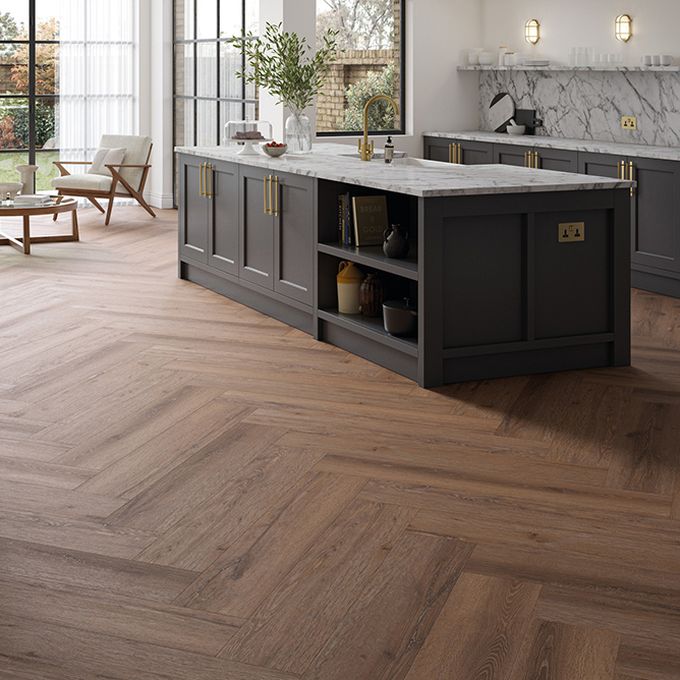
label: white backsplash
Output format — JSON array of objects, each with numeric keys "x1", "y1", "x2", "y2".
[{"x1": 480, "y1": 70, "x2": 680, "y2": 147}]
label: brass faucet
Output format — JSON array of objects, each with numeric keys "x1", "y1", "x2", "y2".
[{"x1": 357, "y1": 94, "x2": 400, "y2": 161}]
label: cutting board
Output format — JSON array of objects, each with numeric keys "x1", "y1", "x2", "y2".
[{"x1": 489, "y1": 93, "x2": 515, "y2": 133}]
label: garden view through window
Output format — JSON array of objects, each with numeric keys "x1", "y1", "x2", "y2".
[{"x1": 316, "y1": 0, "x2": 404, "y2": 135}]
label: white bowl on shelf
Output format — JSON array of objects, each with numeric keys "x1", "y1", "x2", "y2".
[
  {"x1": 478, "y1": 52, "x2": 495, "y2": 66},
  {"x1": 507, "y1": 125, "x2": 527, "y2": 136}
]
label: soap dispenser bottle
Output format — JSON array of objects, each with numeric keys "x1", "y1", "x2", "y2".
[{"x1": 384, "y1": 136, "x2": 394, "y2": 164}]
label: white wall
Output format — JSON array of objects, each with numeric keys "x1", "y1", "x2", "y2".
[
  {"x1": 481, "y1": 0, "x2": 680, "y2": 65},
  {"x1": 140, "y1": 0, "x2": 175, "y2": 209}
]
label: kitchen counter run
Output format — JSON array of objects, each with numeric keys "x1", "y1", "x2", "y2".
[
  {"x1": 424, "y1": 131, "x2": 680, "y2": 162},
  {"x1": 175, "y1": 142, "x2": 631, "y2": 198}
]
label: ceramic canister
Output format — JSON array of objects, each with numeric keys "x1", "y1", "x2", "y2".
[{"x1": 337, "y1": 261, "x2": 364, "y2": 314}]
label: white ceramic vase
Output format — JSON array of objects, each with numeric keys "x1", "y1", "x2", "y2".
[{"x1": 16, "y1": 164, "x2": 39, "y2": 195}]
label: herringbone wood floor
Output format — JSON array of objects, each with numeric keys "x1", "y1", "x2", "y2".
[{"x1": 1, "y1": 207, "x2": 680, "y2": 679}]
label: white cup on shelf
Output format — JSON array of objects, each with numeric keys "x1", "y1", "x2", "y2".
[
  {"x1": 661, "y1": 55, "x2": 673, "y2": 66},
  {"x1": 653, "y1": 55, "x2": 662, "y2": 66},
  {"x1": 642, "y1": 55, "x2": 653, "y2": 67}
]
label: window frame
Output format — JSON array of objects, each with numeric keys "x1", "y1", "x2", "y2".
[
  {"x1": 172, "y1": 0, "x2": 257, "y2": 149},
  {"x1": 0, "y1": 0, "x2": 59, "y2": 162},
  {"x1": 316, "y1": 0, "x2": 406, "y2": 138}
]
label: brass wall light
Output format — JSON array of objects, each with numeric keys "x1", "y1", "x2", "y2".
[
  {"x1": 615, "y1": 14, "x2": 633, "y2": 42},
  {"x1": 525, "y1": 19, "x2": 540, "y2": 45}
]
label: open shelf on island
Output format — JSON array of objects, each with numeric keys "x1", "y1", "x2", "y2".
[
  {"x1": 318, "y1": 308, "x2": 418, "y2": 357},
  {"x1": 318, "y1": 242, "x2": 418, "y2": 281}
]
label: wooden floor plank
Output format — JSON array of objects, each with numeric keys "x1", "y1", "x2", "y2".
[
  {"x1": 507, "y1": 619, "x2": 620, "y2": 680},
  {"x1": 176, "y1": 471, "x2": 365, "y2": 615},
  {"x1": 302, "y1": 531, "x2": 473, "y2": 680},
  {"x1": 220, "y1": 499, "x2": 415, "y2": 674},
  {"x1": 404, "y1": 573, "x2": 541, "y2": 680}
]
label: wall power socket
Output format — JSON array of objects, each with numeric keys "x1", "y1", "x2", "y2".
[{"x1": 621, "y1": 115, "x2": 638, "y2": 130}]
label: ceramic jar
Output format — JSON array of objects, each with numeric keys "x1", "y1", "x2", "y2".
[
  {"x1": 359, "y1": 273, "x2": 383, "y2": 317},
  {"x1": 336, "y1": 261, "x2": 364, "y2": 314},
  {"x1": 383, "y1": 224, "x2": 409, "y2": 259}
]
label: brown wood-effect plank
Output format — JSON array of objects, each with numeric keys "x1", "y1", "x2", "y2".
[
  {"x1": 302, "y1": 532, "x2": 473, "y2": 680},
  {"x1": 616, "y1": 637, "x2": 680, "y2": 680},
  {"x1": 0, "y1": 456, "x2": 93, "y2": 490},
  {"x1": 0, "y1": 576, "x2": 243, "y2": 657},
  {"x1": 176, "y1": 471, "x2": 365, "y2": 616},
  {"x1": 0, "y1": 437, "x2": 70, "y2": 462},
  {"x1": 404, "y1": 573, "x2": 541, "y2": 680},
  {"x1": 507, "y1": 618, "x2": 620, "y2": 680},
  {"x1": 220, "y1": 499, "x2": 415, "y2": 674},
  {"x1": 138, "y1": 444, "x2": 327, "y2": 571},
  {"x1": 54, "y1": 383, "x2": 223, "y2": 467},
  {"x1": 606, "y1": 401, "x2": 680, "y2": 495},
  {"x1": 0, "y1": 510, "x2": 156, "y2": 559},
  {"x1": 0, "y1": 537, "x2": 195, "y2": 603},
  {"x1": 467, "y1": 544, "x2": 680, "y2": 605},
  {"x1": 77, "y1": 399, "x2": 254, "y2": 498},
  {"x1": 108, "y1": 422, "x2": 286, "y2": 535},
  {"x1": 535, "y1": 584, "x2": 680, "y2": 649},
  {"x1": 0, "y1": 614, "x2": 298, "y2": 680}
]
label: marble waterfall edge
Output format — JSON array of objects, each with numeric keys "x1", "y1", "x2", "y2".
[{"x1": 480, "y1": 70, "x2": 680, "y2": 147}]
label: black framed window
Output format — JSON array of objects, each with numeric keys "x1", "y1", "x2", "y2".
[
  {"x1": 316, "y1": 0, "x2": 405, "y2": 136},
  {"x1": 173, "y1": 0, "x2": 259, "y2": 152},
  {"x1": 0, "y1": 0, "x2": 60, "y2": 191}
]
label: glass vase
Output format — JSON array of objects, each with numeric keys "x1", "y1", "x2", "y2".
[{"x1": 285, "y1": 110, "x2": 313, "y2": 154}]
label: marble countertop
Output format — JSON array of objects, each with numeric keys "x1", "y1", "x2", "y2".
[
  {"x1": 176, "y1": 143, "x2": 631, "y2": 197},
  {"x1": 423, "y1": 131, "x2": 680, "y2": 162}
]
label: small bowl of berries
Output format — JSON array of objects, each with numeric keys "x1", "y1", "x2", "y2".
[{"x1": 262, "y1": 141, "x2": 288, "y2": 158}]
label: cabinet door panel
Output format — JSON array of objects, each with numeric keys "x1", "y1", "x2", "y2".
[
  {"x1": 179, "y1": 156, "x2": 208, "y2": 263},
  {"x1": 274, "y1": 173, "x2": 314, "y2": 305},
  {"x1": 459, "y1": 141, "x2": 494, "y2": 165},
  {"x1": 423, "y1": 137, "x2": 452, "y2": 163},
  {"x1": 577, "y1": 152, "x2": 625, "y2": 179},
  {"x1": 632, "y1": 158, "x2": 680, "y2": 272},
  {"x1": 239, "y1": 167, "x2": 274, "y2": 289},
  {"x1": 535, "y1": 148, "x2": 578, "y2": 173},
  {"x1": 208, "y1": 160, "x2": 239, "y2": 275},
  {"x1": 493, "y1": 143, "x2": 532, "y2": 167}
]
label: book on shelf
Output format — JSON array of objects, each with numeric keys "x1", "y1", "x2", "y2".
[
  {"x1": 353, "y1": 195, "x2": 388, "y2": 247},
  {"x1": 337, "y1": 192, "x2": 353, "y2": 247}
]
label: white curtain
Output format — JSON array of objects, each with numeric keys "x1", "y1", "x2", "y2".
[{"x1": 57, "y1": 0, "x2": 137, "y2": 161}]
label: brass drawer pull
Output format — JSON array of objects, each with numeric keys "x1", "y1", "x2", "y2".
[
  {"x1": 264, "y1": 175, "x2": 270, "y2": 215},
  {"x1": 199, "y1": 163, "x2": 205, "y2": 197},
  {"x1": 272, "y1": 176, "x2": 279, "y2": 217},
  {"x1": 449, "y1": 143, "x2": 454, "y2": 163},
  {"x1": 628, "y1": 161, "x2": 636, "y2": 196},
  {"x1": 618, "y1": 160, "x2": 626, "y2": 180},
  {"x1": 532, "y1": 151, "x2": 540, "y2": 169},
  {"x1": 205, "y1": 163, "x2": 213, "y2": 199}
]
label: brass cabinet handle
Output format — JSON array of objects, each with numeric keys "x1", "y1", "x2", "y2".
[
  {"x1": 533, "y1": 151, "x2": 540, "y2": 169},
  {"x1": 628, "y1": 161, "x2": 636, "y2": 196},
  {"x1": 199, "y1": 162, "x2": 205, "y2": 197},
  {"x1": 524, "y1": 151, "x2": 530, "y2": 168},
  {"x1": 454, "y1": 143, "x2": 463, "y2": 164},
  {"x1": 618, "y1": 160, "x2": 625, "y2": 180},
  {"x1": 449, "y1": 143, "x2": 454, "y2": 163},
  {"x1": 205, "y1": 163, "x2": 213, "y2": 199},
  {"x1": 263, "y1": 175, "x2": 270, "y2": 215},
  {"x1": 272, "y1": 176, "x2": 279, "y2": 217}
]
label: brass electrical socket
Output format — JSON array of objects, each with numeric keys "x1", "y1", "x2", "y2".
[
  {"x1": 621, "y1": 115, "x2": 637, "y2": 130},
  {"x1": 558, "y1": 222, "x2": 585, "y2": 243}
]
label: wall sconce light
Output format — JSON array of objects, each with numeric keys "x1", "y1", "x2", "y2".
[
  {"x1": 525, "y1": 19, "x2": 541, "y2": 45},
  {"x1": 615, "y1": 14, "x2": 633, "y2": 42}
]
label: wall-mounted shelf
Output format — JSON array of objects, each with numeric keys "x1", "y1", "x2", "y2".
[
  {"x1": 459, "y1": 65, "x2": 680, "y2": 73},
  {"x1": 318, "y1": 242, "x2": 418, "y2": 281}
]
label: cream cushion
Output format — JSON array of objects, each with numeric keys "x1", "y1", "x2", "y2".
[
  {"x1": 99, "y1": 134, "x2": 152, "y2": 189},
  {"x1": 52, "y1": 173, "x2": 113, "y2": 192},
  {"x1": 88, "y1": 147, "x2": 126, "y2": 177}
]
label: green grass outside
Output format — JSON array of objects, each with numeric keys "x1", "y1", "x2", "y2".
[{"x1": 0, "y1": 150, "x2": 61, "y2": 192}]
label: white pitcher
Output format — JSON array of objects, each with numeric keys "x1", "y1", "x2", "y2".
[{"x1": 16, "y1": 164, "x2": 39, "y2": 195}]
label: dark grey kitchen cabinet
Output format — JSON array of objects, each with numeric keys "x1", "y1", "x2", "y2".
[
  {"x1": 493, "y1": 143, "x2": 534, "y2": 167},
  {"x1": 239, "y1": 166, "x2": 275, "y2": 289},
  {"x1": 178, "y1": 155, "x2": 208, "y2": 264},
  {"x1": 423, "y1": 137, "x2": 494, "y2": 165},
  {"x1": 629, "y1": 157, "x2": 680, "y2": 274},
  {"x1": 533, "y1": 148, "x2": 578, "y2": 173},
  {"x1": 207, "y1": 160, "x2": 239, "y2": 276},
  {"x1": 580, "y1": 152, "x2": 680, "y2": 278},
  {"x1": 239, "y1": 166, "x2": 315, "y2": 303},
  {"x1": 274, "y1": 173, "x2": 315, "y2": 305}
]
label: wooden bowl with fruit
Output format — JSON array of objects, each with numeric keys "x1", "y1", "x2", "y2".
[{"x1": 262, "y1": 141, "x2": 288, "y2": 158}]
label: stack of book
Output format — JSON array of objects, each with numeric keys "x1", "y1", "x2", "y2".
[
  {"x1": 338, "y1": 192, "x2": 353, "y2": 247},
  {"x1": 14, "y1": 194, "x2": 54, "y2": 208}
]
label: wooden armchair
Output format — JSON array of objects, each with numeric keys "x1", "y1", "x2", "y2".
[{"x1": 52, "y1": 135, "x2": 156, "y2": 226}]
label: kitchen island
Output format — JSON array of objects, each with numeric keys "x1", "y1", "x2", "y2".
[{"x1": 176, "y1": 143, "x2": 632, "y2": 387}]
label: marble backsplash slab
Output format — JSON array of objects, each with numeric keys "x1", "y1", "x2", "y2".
[{"x1": 480, "y1": 70, "x2": 680, "y2": 147}]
